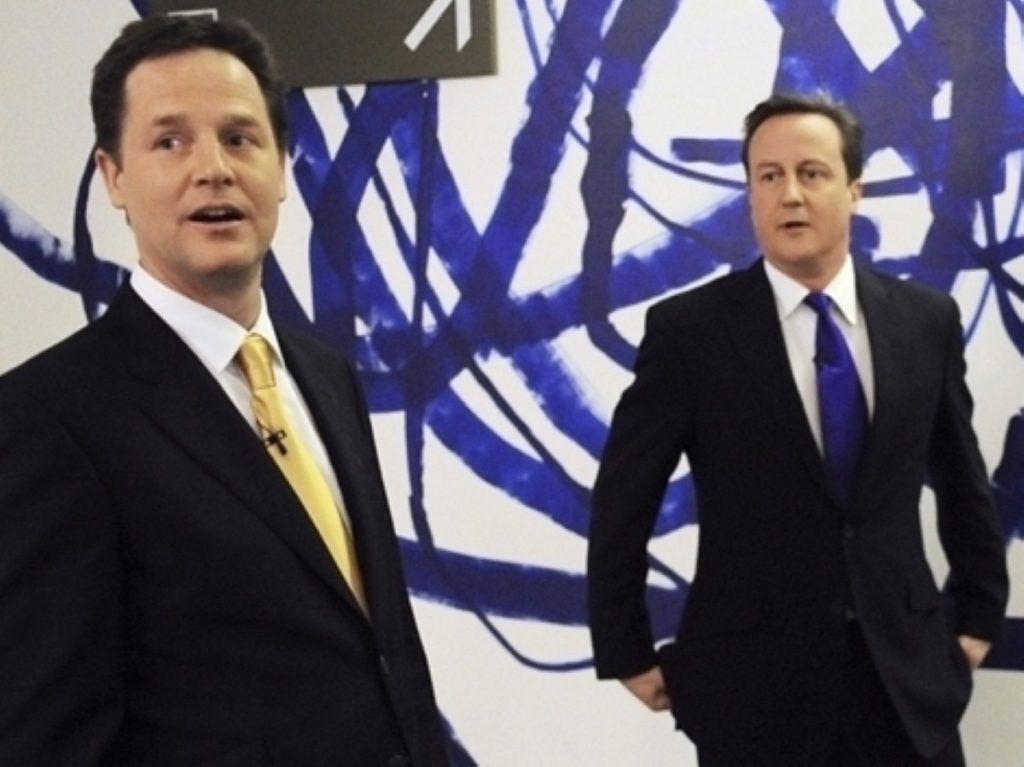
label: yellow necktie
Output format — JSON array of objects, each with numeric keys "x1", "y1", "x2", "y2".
[{"x1": 236, "y1": 333, "x2": 366, "y2": 611}]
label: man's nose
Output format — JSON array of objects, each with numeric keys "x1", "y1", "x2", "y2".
[
  {"x1": 781, "y1": 176, "x2": 803, "y2": 206},
  {"x1": 193, "y1": 139, "x2": 234, "y2": 186}
]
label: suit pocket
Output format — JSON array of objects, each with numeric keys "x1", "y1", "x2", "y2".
[
  {"x1": 658, "y1": 592, "x2": 766, "y2": 742},
  {"x1": 904, "y1": 568, "x2": 973, "y2": 700}
]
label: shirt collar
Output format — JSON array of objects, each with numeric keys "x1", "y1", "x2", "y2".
[
  {"x1": 130, "y1": 266, "x2": 283, "y2": 373},
  {"x1": 763, "y1": 255, "x2": 859, "y2": 325}
]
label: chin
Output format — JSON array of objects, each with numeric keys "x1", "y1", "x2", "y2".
[
  {"x1": 199, "y1": 256, "x2": 264, "y2": 287},
  {"x1": 200, "y1": 245, "x2": 265, "y2": 270}
]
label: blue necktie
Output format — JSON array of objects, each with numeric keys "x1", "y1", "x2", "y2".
[{"x1": 804, "y1": 292, "x2": 868, "y2": 506}]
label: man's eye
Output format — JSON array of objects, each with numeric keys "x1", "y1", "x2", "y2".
[
  {"x1": 226, "y1": 133, "x2": 256, "y2": 147},
  {"x1": 156, "y1": 136, "x2": 182, "y2": 150},
  {"x1": 760, "y1": 171, "x2": 777, "y2": 183}
]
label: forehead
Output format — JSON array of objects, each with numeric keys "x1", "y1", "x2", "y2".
[
  {"x1": 748, "y1": 112, "x2": 844, "y2": 165},
  {"x1": 121, "y1": 48, "x2": 268, "y2": 124}
]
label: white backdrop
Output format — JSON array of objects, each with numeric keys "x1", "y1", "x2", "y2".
[{"x1": 2, "y1": 1, "x2": 1023, "y2": 764}]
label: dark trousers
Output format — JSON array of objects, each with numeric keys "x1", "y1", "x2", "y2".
[{"x1": 697, "y1": 622, "x2": 965, "y2": 767}]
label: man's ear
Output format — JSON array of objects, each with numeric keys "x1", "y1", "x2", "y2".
[
  {"x1": 278, "y1": 154, "x2": 287, "y2": 203},
  {"x1": 95, "y1": 147, "x2": 126, "y2": 210},
  {"x1": 849, "y1": 179, "x2": 863, "y2": 212}
]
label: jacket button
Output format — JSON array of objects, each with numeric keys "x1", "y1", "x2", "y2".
[
  {"x1": 842, "y1": 523, "x2": 855, "y2": 540},
  {"x1": 388, "y1": 755, "x2": 410, "y2": 767}
]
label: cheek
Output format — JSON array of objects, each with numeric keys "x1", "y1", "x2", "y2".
[
  {"x1": 832, "y1": 195, "x2": 855, "y2": 222},
  {"x1": 255, "y1": 168, "x2": 286, "y2": 206},
  {"x1": 749, "y1": 203, "x2": 772, "y2": 232},
  {"x1": 125, "y1": 177, "x2": 174, "y2": 212}
]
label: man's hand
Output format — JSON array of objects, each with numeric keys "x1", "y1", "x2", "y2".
[
  {"x1": 958, "y1": 634, "x2": 992, "y2": 671},
  {"x1": 621, "y1": 665, "x2": 671, "y2": 711}
]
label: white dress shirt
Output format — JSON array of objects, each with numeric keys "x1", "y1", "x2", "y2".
[
  {"x1": 130, "y1": 267, "x2": 349, "y2": 518},
  {"x1": 763, "y1": 256, "x2": 875, "y2": 455}
]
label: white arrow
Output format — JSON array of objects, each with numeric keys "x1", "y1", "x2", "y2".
[{"x1": 404, "y1": 0, "x2": 472, "y2": 52}]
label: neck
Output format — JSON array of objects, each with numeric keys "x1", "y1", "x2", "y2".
[
  {"x1": 199, "y1": 288, "x2": 262, "y2": 328},
  {"x1": 138, "y1": 261, "x2": 263, "y2": 328},
  {"x1": 769, "y1": 254, "x2": 848, "y2": 293}
]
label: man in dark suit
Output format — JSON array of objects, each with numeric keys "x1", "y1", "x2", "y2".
[
  {"x1": 0, "y1": 15, "x2": 447, "y2": 765},
  {"x1": 587, "y1": 93, "x2": 1008, "y2": 765}
]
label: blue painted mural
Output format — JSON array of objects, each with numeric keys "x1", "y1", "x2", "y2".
[{"x1": 1, "y1": 1, "x2": 1022, "y2": 762}]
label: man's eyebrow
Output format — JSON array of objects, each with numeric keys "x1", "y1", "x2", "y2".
[
  {"x1": 145, "y1": 114, "x2": 265, "y2": 130},
  {"x1": 220, "y1": 114, "x2": 266, "y2": 131},
  {"x1": 148, "y1": 113, "x2": 188, "y2": 129}
]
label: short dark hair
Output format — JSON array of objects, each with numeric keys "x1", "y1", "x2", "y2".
[
  {"x1": 741, "y1": 93, "x2": 864, "y2": 182},
  {"x1": 91, "y1": 14, "x2": 287, "y2": 162}
]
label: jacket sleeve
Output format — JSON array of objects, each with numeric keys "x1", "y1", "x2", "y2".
[
  {"x1": 587, "y1": 303, "x2": 690, "y2": 679},
  {"x1": 928, "y1": 301, "x2": 1008, "y2": 641},
  {"x1": 0, "y1": 377, "x2": 123, "y2": 763}
]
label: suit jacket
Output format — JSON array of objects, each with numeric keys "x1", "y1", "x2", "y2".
[
  {"x1": 0, "y1": 285, "x2": 448, "y2": 766},
  {"x1": 588, "y1": 259, "x2": 1008, "y2": 758}
]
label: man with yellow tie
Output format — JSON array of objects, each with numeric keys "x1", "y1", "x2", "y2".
[{"x1": 0, "y1": 14, "x2": 447, "y2": 765}]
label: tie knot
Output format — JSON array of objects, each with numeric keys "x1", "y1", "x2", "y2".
[
  {"x1": 804, "y1": 291, "x2": 832, "y2": 316},
  {"x1": 236, "y1": 333, "x2": 276, "y2": 390}
]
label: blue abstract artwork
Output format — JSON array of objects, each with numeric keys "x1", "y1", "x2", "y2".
[{"x1": 2, "y1": 1, "x2": 1023, "y2": 762}]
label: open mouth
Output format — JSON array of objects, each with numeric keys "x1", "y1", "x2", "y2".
[
  {"x1": 781, "y1": 221, "x2": 809, "y2": 230},
  {"x1": 188, "y1": 205, "x2": 244, "y2": 224}
]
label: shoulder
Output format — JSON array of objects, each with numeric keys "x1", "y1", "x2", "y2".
[
  {"x1": 860, "y1": 266, "x2": 951, "y2": 301},
  {"x1": 273, "y1": 322, "x2": 369, "y2": 408},
  {"x1": 274, "y1": 323, "x2": 355, "y2": 373},
  {"x1": 0, "y1": 327, "x2": 121, "y2": 460},
  {"x1": 1, "y1": 321, "x2": 108, "y2": 397},
  {"x1": 0, "y1": 283, "x2": 163, "y2": 398},
  {"x1": 647, "y1": 260, "x2": 764, "y2": 327},
  {"x1": 858, "y1": 267, "x2": 961, "y2": 325},
  {"x1": 0, "y1": 292, "x2": 149, "y2": 427}
]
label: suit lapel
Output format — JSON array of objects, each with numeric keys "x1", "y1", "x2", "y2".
[
  {"x1": 723, "y1": 260, "x2": 831, "y2": 495},
  {"x1": 102, "y1": 287, "x2": 358, "y2": 606},
  {"x1": 852, "y1": 266, "x2": 901, "y2": 509},
  {"x1": 280, "y1": 331, "x2": 379, "y2": 617},
  {"x1": 281, "y1": 334, "x2": 377, "y2": 486}
]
